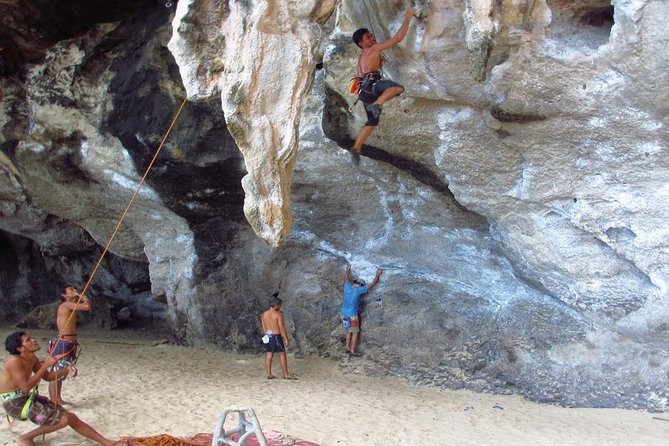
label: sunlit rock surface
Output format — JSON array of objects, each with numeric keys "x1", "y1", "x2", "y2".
[
  {"x1": 169, "y1": 0, "x2": 337, "y2": 246},
  {"x1": 1, "y1": 0, "x2": 668, "y2": 410}
]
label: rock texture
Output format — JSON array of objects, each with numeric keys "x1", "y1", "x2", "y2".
[
  {"x1": 169, "y1": 0, "x2": 337, "y2": 246},
  {"x1": 1, "y1": 0, "x2": 668, "y2": 411}
]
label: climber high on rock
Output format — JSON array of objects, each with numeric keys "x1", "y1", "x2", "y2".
[{"x1": 349, "y1": 7, "x2": 415, "y2": 166}]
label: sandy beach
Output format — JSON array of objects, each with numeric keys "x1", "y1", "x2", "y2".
[{"x1": 0, "y1": 327, "x2": 667, "y2": 446}]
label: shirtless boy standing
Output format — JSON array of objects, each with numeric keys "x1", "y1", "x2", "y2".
[
  {"x1": 260, "y1": 293, "x2": 297, "y2": 380},
  {"x1": 49, "y1": 286, "x2": 91, "y2": 405}
]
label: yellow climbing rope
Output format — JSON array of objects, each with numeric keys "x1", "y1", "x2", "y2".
[
  {"x1": 124, "y1": 433, "x2": 213, "y2": 446},
  {"x1": 76, "y1": 96, "x2": 188, "y2": 305},
  {"x1": 49, "y1": 96, "x2": 188, "y2": 400}
]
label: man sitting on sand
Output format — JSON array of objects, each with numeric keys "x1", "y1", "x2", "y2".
[
  {"x1": 260, "y1": 293, "x2": 297, "y2": 380},
  {"x1": 0, "y1": 331, "x2": 118, "y2": 446}
]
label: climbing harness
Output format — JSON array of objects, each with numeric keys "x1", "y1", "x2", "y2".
[
  {"x1": 347, "y1": 71, "x2": 382, "y2": 113},
  {"x1": 47, "y1": 337, "x2": 82, "y2": 368},
  {"x1": 48, "y1": 337, "x2": 79, "y2": 359},
  {"x1": 348, "y1": 0, "x2": 391, "y2": 113}
]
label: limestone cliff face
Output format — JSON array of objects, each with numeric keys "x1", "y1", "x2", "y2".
[
  {"x1": 1, "y1": 0, "x2": 668, "y2": 410},
  {"x1": 169, "y1": 0, "x2": 337, "y2": 246}
]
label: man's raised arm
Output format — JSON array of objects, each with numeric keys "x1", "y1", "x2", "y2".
[
  {"x1": 368, "y1": 268, "x2": 384, "y2": 291},
  {"x1": 344, "y1": 264, "x2": 352, "y2": 284},
  {"x1": 64, "y1": 291, "x2": 91, "y2": 312},
  {"x1": 374, "y1": 7, "x2": 415, "y2": 51}
]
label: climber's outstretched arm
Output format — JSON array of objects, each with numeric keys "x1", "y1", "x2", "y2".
[{"x1": 372, "y1": 7, "x2": 415, "y2": 52}]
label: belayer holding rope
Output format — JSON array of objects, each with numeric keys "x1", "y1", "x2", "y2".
[
  {"x1": 48, "y1": 286, "x2": 89, "y2": 405},
  {"x1": 0, "y1": 99, "x2": 186, "y2": 445},
  {"x1": 349, "y1": 7, "x2": 415, "y2": 166},
  {"x1": 1, "y1": 331, "x2": 119, "y2": 446}
]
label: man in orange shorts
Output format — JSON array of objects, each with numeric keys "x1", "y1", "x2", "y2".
[{"x1": 340, "y1": 265, "x2": 383, "y2": 356}]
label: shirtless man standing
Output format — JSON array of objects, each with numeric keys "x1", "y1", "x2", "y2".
[
  {"x1": 350, "y1": 7, "x2": 415, "y2": 165},
  {"x1": 260, "y1": 293, "x2": 297, "y2": 380},
  {"x1": 49, "y1": 286, "x2": 91, "y2": 405},
  {"x1": 0, "y1": 331, "x2": 117, "y2": 446}
]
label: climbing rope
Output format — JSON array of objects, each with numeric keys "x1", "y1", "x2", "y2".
[
  {"x1": 125, "y1": 433, "x2": 213, "y2": 446},
  {"x1": 75, "y1": 96, "x2": 188, "y2": 304},
  {"x1": 48, "y1": 96, "x2": 188, "y2": 402}
]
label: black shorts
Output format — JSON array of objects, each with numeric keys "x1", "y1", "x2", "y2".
[
  {"x1": 264, "y1": 334, "x2": 286, "y2": 353},
  {"x1": 360, "y1": 78, "x2": 404, "y2": 126}
]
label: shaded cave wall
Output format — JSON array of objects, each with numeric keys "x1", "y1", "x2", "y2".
[{"x1": 0, "y1": 226, "x2": 158, "y2": 327}]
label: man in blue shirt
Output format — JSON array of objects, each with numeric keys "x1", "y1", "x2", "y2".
[{"x1": 340, "y1": 265, "x2": 383, "y2": 356}]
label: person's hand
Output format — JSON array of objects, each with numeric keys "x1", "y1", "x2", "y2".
[
  {"x1": 67, "y1": 366, "x2": 78, "y2": 378},
  {"x1": 407, "y1": 7, "x2": 416, "y2": 19},
  {"x1": 43, "y1": 356, "x2": 57, "y2": 368},
  {"x1": 376, "y1": 268, "x2": 383, "y2": 275}
]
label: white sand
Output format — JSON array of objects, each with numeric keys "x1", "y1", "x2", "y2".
[{"x1": 1, "y1": 328, "x2": 667, "y2": 446}]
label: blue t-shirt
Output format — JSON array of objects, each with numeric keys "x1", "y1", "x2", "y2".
[{"x1": 340, "y1": 282, "x2": 369, "y2": 317}]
